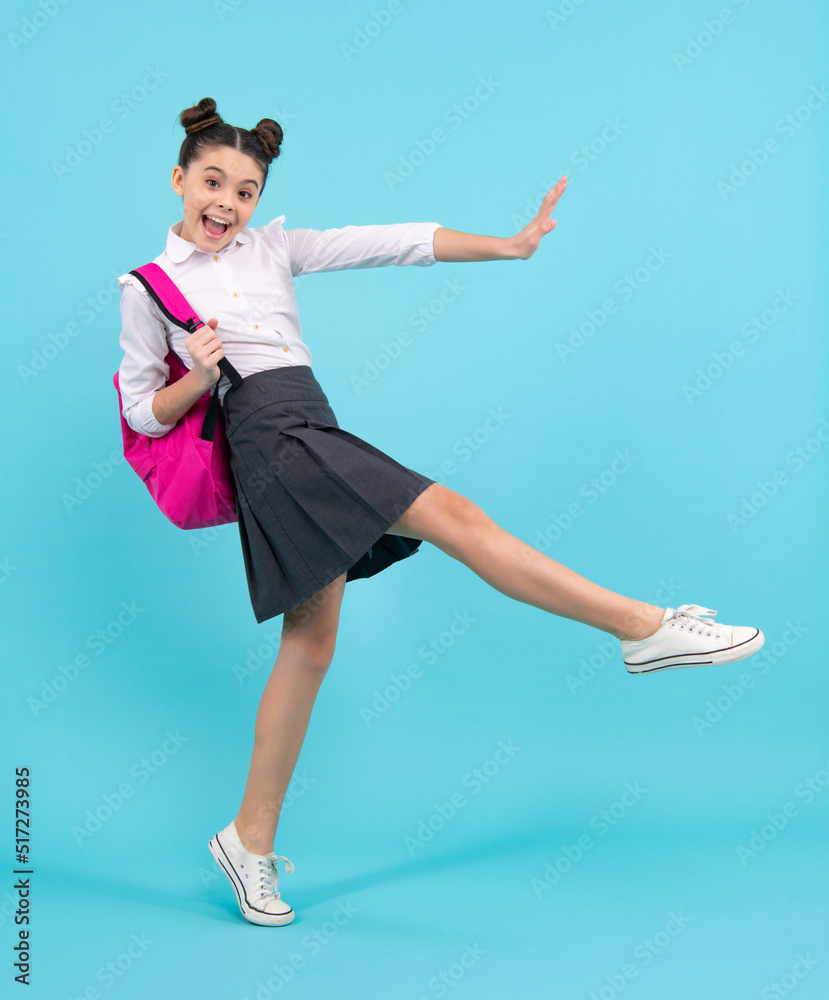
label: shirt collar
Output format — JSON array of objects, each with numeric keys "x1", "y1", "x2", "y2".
[{"x1": 165, "y1": 219, "x2": 252, "y2": 263}]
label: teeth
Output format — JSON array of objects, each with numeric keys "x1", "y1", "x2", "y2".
[{"x1": 204, "y1": 215, "x2": 230, "y2": 226}]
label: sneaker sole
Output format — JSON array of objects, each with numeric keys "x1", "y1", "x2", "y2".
[
  {"x1": 207, "y1": 834, "x2": 295, "y2": 927},
  {"x1": 625, "y1": 628, "x2": 765, "y2": 674}
]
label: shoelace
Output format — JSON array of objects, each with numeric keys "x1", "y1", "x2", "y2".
[
  {"x1": 669, "y1": 604, "x2": 722, "y2": 638},
  {"x1": 256, "y1": 854, "x2": 295, "y2": 900}
]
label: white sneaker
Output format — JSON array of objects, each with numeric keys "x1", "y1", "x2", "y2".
[
  {"x1": 208, "y1": 820, "x2": 295, "y2": 926},
  {"x1": 621, "y1": 604, "x2": 764, "y2": 674}
]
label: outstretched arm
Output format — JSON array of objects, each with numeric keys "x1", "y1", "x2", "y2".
[{"x1": 433, "y1": 176, "x2": 567, "y2": 262}]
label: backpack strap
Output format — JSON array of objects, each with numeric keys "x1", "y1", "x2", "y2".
[
  {"x1": 129, "y1": 262, "x2": 243, "y2": 442},
  {"x1": 129, "y1": 263, "x2": 244, "y2": 388}
]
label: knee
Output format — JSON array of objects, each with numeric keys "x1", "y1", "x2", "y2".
[
  {"x1": 393, "y1": 483, "x2": 491, "y2": 542},
  {"x1": 445, "y1": 488, "x2": 491, "y2": 526},
  {"x1": 278, "y1": 573, "x2": 345, "y2": 673},
  {"x1": 281, "y1": 627, "x2": 338, "y2": 676},
  {"x1": 429, "y1": 486, "x2": 494, "y2": 549}
]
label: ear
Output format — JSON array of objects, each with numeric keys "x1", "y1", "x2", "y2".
[{"x1": 170, "y1": 166, "x2": 184, "y2": 196}]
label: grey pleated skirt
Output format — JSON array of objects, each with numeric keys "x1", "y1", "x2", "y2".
[{"x1": 221, "y1": 365, "x2": 436, "y2": 624}]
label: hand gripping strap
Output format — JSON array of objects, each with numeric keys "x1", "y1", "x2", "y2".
[
  {"x1": 129, "y1": 263, "x2": 244, "y2": 388},
  {"x1": 129, "y1": 263, "x2": 243, "y2": 441}
]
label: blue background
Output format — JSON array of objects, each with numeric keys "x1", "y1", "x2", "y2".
[{"x1": 2, "y1": 0, "x2": 827, "y2": 997}]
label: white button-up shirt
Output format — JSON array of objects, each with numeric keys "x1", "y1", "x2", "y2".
[{"x1": 117, "y1": 216, "x2": 443, "y2": 437}]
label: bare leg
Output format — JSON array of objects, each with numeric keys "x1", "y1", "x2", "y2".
[
  {"x1": 387, "y1": 483, "x2": 664, "y2": 642},
  {"x1": 233, "y1": 572, "x2": 347, "y2": 856}
]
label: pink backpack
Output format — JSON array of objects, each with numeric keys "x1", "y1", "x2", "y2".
[{"x1": 113, "y1": 262, "x2": 243, "y2": 529}]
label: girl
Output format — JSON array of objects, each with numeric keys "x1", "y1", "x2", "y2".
[{"x1": 117, "y1": 98, "x2": 764, "y2": 927}]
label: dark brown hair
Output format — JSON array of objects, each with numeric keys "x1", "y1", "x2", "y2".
[{"x1": 176, "y1": 97, "x2": 283, "y2": 195}]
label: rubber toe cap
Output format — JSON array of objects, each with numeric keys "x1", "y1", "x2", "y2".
[
  {"x1": 263, "y1": 897, "x2": 293, "y2": 915},
  {"x1": 731, "y1": 626, "x2": 762, "y2": 649}
]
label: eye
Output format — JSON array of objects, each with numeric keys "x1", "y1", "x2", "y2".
[{"x1": 206, "y1": 178, "x2": 252, "y2": 198}]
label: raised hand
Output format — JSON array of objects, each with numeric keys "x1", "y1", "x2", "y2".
[{"x1": 511, "y1": 176, "x2": 567, "y2": 260}]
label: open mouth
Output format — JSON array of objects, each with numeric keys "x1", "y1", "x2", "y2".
[{"x1": 201, "y1": 214, "x2": 231, "y2": 240}]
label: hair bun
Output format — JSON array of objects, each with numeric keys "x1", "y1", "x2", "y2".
[
  {"x1": 251, "y1": 118, "x2": 283, "y2": 160},
  {"x1": 180, "y1": 97, "x2": 224, "y2": 136},
  {"x1": 176, "y1": 100, "x2": 282, "y2": 197}
]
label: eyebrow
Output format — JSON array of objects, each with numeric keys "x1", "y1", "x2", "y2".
[{"x1": 203, "y1": 165, "x2": 260, "y2": 191}]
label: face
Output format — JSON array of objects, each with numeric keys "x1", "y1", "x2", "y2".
[{"x1": 170, "y1": 145, "x2": 264, "y2": 251}]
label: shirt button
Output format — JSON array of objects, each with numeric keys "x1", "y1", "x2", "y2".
[
  {"x1": 213, "y1": 255, "x2": 219, "y2": 261},
  {"x1": 283, "y1": 346, "x2": 289, "y2": 352}
]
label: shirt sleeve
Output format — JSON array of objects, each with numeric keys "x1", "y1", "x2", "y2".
[
  {"x1": 117, "y1": 276, "x2": 179, "y2": 438},
  {"x1": 278, "y1": 220, "x2": 443, "y2": 276}
]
